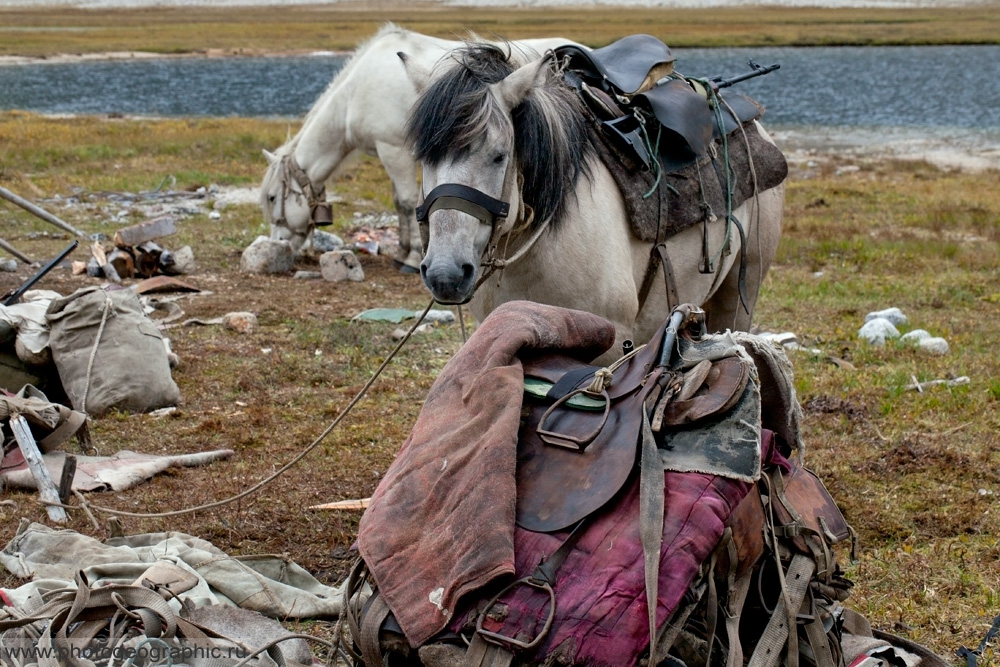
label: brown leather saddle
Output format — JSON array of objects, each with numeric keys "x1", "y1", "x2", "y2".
[{"x1": 514, "y1": 306, "x2": 758, "y2": 533}]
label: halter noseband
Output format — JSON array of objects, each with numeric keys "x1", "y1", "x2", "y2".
[
  {"x1": 271, "y1": 155, "x2": 333, "y2": 233},
  {"x1": 415, "y1": 183, "x2": 510, "y2": 225}
]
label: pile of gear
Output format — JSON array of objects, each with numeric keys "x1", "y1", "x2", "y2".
[{"x1": 341, "y1": 300, "x2": 949, "y2": 667}]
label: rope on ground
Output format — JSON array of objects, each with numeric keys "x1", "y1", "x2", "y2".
[{"x1": 39, "y1": 299, "x2": 438, "y2": 520}]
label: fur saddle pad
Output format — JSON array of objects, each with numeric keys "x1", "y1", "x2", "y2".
[{"x1": 598, "y1": 117, "x2": 788, "y2": 243}]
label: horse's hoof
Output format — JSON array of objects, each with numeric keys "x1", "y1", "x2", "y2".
[{"x1": 398, "y1": 264, "x2": 420, "y2": 275}]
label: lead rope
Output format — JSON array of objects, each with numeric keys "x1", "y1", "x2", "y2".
[
  {"x1": 80, "y1": 295, "x2": 115, "y2": 415},
  {"x1": 41, "y1": 300, "x2": 438, "y2": 520}
]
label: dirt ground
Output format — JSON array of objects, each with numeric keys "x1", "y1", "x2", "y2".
[{"x1": 0, "y1": 221, "x2": 455, "y2": 590}]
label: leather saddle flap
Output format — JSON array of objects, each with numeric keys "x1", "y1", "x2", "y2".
[
  {"x1": 634, "y1": 77, "x2": 715, "y2": 159},
  {"x1": 556, "y1": 34, "x2": 675, "y2": 96},
  {"x1": 773, "y1": 465, "x2": 852, "y2": 552},
  {"x1": 516, "y1": 320, "x2": 672, "y2": 533},
  {"x1": 661, "y1": 356, "x2": 751, "y2": 426}
]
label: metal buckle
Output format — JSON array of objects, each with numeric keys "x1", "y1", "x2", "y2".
[{"x1": 475, "y1": 576, "x2": 556, "y2": 651}]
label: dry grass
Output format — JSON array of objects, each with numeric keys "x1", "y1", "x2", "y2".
[
  {"x1": 1, "y1": 28, "x2": 999, "y2": 663},
  {"x1": 1, "y1": 4, "x2": 1000, "y2": 58}
]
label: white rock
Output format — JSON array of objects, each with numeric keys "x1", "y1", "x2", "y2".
[
  {"x1": 208, "y1": 211, "x2": 222, "y2": 220},
  {"x1": 864, "y1": 307, "x2": 907, "y2": 326},
  {"x1": 223, "y1": 311, "x2": 257, "y2": 334},
  {"x1": 320, "y1": 250, "x2": 364, "y2": 283},
  {"x1": 240, "y1": 236, "x2": 294, "y2": 274},
  {"x1": 762, "y1": 331, "x2": 798, "y2": 346},
  {"x1": 919, "y1": 337, "x2": 949, "y2": 355},
  {"x1": 858, "y1": 318, "x2": 900, "y2": 346},
  {"x1": 0, "y1": 259, "x2": 17, "y2": 272},
  {"x1": 900, "y1": 329, "x2": 932, "y2": 345},
  {"x1": 293, "y1": 270, "x2": 322, "y2": 280},
  {"x1": 420, "y1": 309, "x2": 457, "y2": 324},
  {"x1": 311, "y1": 230, "x2": 344, "y2": 253}
]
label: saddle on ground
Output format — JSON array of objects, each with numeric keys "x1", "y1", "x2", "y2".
[{"x1": 342, "y1": 301, "x2": 950, "y2": 667}]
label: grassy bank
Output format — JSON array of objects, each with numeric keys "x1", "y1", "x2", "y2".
[
  {"x1": 2, "y1": 4, "x2": 1000, "y2": 57},
  {"x1": 1, "y1": 111, "x2": 998, "y2": 661}
]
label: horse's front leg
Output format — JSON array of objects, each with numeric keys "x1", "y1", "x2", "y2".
[{"x1": 375, "y1": 141, "x2": 422, "y2": 273}]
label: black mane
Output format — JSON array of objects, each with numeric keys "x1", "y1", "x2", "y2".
[{"x1": 406, "y1": 42, "x2": 597, "y2": 231}]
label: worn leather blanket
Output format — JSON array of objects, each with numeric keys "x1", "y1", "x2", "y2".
[
  {"x1": 598, "y1": 118, "x2": 788, "y2": 243},
  {"x1": 446, "y1": 429, "x2": 789, "y2": 666},
  {"x1": 357, "y1": 301, "x2": 617, "y2": 646}
]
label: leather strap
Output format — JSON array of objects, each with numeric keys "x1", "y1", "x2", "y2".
[
  {"x1": 359, "y1": 593, "x2": 392, "y2": 667},
  {"x1": 465, "y1": 633, "x2": 515, "y2": 667},
  {"x1": 746, "y1": 553, "x2": 815, "y2": 667},
  {"x1": 416, "y1": 183, "x2": 510, "y2": 224}
]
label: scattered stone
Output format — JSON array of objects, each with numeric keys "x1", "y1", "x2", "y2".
[
  {"x1": 918, "y1": 337, "x2": 949, "y2": 355},
  {"x1": 900, "y1": 329, "x2": 932, "y2": 345},
  {"x1": 0, "y1": 259, "x2": 17, "y2": 272},
  {"x1": 858, "y1": 318, "x2": 900, "y2": 346},
  {"x1": 222, "y1": 311, "x2": 257, "y2": 334},
  {"x1": 208, "y1": 211, "x2": 221, "y2": 220},
  {"x1": 240, "y1": 236, "x2": 294, "y2": 274},
  {"x1": 161, "y1": 245, "x2": 195, "y2": 275},
  {"x1": 864, "y1": 307, "x2": 907, "y2": 326},
  {"x1": 391, "y1": 322, "x2": 435, "y2": 340},
  {"x1": 311, "y1": 230, "x2": 344, "y2": 253},
  {"x1": 421, "y1": 309, "x2": 456, "y2": 324},
  {"x1": 320, "y1": 250, "x2": 364, "y2": 283},
  {"x1": 760, "y1": 331, "x2": 798, "y2": 346},
  {"x1": 293, "y1": 270, "x2": 322, "y2": 280}
]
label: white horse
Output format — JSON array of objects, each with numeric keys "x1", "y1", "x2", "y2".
[
  {"x1": 260, "y1": 23, "x2": 579, "y2": 272},
  {"x1": 402, "y1": 42, "x2": 787, "y2": 361}
]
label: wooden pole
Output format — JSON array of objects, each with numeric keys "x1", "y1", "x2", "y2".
[
  {"x1": 10, "y1": 414, "x2": 69, "y2": 523},
  {"x1": 0, "y1": 236, "x2": 33, "y2": 264},
  {"x1": 0, "y1": 185, "x2": 87, "y2": 238}
]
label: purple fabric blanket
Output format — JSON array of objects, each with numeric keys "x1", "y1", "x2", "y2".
[
  {"x1": 357, "y1": 301, "x2": 617, "y2": 646},
  {"x1": 448, "y1": 429, "x2": 783, "y2": 666}
]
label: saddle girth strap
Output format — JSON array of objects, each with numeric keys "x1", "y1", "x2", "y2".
[{"x1": 637, "y1": 241, "x2": 680, "y2": 320}]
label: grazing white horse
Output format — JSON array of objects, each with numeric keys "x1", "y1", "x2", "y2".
[
  {"x1": 403, "y1": 42, "x2": 787, "y2": 360},
  {"x1": 260, "y1": 23, "x2": 579, "y2": 272}
]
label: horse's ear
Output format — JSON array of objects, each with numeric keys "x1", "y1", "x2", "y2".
[
  {"x1": 398, "y1": 51, "x2": 431, "y2": 94},
  {"x1": 493, "y1": 53, "x2": 553, "y2": 112},
  {"x1": 263, "y1": 149, "x2": 278, "y2": 165}
]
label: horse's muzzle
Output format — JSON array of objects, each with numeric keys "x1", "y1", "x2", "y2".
[{"x1": 420, "y1": 259, "x2": 477, "y2": 305}]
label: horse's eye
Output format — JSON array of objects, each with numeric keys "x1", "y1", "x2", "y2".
[
  {"x1": 493, "y1": 152, "x2": 506, "y2": 165},
  {"x1": 268, "y1": 195, "x2": 276, "y2": 203}
]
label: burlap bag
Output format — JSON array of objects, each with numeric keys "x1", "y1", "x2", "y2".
[{"x1": 45, "y1": 286, "x2": 180, "y2": 416}]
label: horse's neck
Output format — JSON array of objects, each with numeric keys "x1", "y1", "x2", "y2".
[{"x1": 291, "y1": 89, "x2": 353, "y2": 186}]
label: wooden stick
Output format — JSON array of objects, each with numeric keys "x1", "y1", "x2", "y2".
[
  {"x1": 0, "y1": 185, "x2": 87, "y2": 238},
  {"x1": 10, "y1": 414, "x2": 68, "y2": 523},
  {"x1": 309, "y1": 498, "x2": 370, "y2": 511},
  {"x1": 0, "y1": 236, "x2": 33, "y2": 264}
]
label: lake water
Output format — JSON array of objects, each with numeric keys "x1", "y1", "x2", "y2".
[
  {"x1": 2, "y1": 45, "x2": 999, "y2": 166},
  {"x1": 1, "y1": 45, "x2": 998, "y2": 128}
]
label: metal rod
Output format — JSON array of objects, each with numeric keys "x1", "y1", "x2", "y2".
[
  {"x1": 0, "y1": 184, "x2": 87, "y2": 238},
  {"x1": 2, "y1": 240, "x2": 79, "y2": 306}
]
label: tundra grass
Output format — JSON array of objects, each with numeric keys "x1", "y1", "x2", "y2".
[
  {"x1": 2, "y1": 113, "x2": 1000, "y2": 661},
  {"x1": 1, "y1": 4, "x2": 1000, "y2": 58}
]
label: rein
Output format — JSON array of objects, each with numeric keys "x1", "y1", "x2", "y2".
[{"x1": 271, "y1": 154, "x2": 333, "y2": 233}]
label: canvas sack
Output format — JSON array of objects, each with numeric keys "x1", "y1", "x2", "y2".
[{"x1": 45, "y1": 286, "x2": 180, "y2": 416}]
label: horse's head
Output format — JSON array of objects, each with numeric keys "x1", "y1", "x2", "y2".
[
  {"x1": 402, "y1": 43, "x2": 592, "y2": 305},
  {"x1": 260, "y1": 149, "x2": 329, "y2": 254}
]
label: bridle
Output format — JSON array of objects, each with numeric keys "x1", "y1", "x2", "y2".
[
  {"x1": 415, "y1": 164, "x2": 551, "y2": 292},
  {"x1": 270, "y1": 154, "x2": 333, "y2": 235}
]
